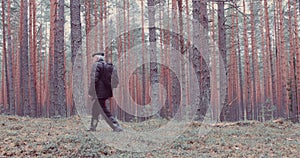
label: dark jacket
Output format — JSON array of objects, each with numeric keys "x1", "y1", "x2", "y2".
[{"x1": 88, "y1": 59, "x2": 119, "y2": 99}]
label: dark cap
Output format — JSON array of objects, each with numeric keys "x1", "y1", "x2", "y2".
[{"x1": 92, "y1": 52, "x2": 105, "y2": 57}]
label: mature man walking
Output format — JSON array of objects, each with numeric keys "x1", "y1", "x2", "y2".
[{"x1": 88, "y1": 52, "x2": 123, "y2": 132}]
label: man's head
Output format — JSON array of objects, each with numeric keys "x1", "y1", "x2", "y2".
[{"x1": 92, "y1": 52, "x2": 105, "y2": 62}]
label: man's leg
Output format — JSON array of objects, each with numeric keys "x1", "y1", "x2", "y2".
[
  {"x1": 99, "y1": 98, "x2": 123, "y2": 132},
  {"x1": 89, "y1": 99, "x2": 100, "y2": 131}
]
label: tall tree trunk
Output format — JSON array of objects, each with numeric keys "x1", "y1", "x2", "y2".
[
  {"x1": 192, "y1": 0, "x2": 209, "y2": 120},
  {"x1": 243, "y1": 0, "x2": 251, "y2": 120},
  {"x1": 200, "y1": 0, "x2": 210, "y2": 120},
  {"x1": 29, "y1": 0, "x2": 37, "y2": 117},
  {"x1": 148, "y1": 0, "x2": 157, "y2": 80},
  {"x1": 260, "y1": 0, "x2": 267, "y2": 121},
  {"x1": 210, "y1": 2, "x2": 219, "y2": 121},
  {"x1": 19, "y1": 0, "x2": 30, "y2": 116},
  {"x1": 70, "y1": 0, "x2": 82, "y2": 115},
  {"x1": 228, "y1": 8, "x2": 238, "y2": 121},
  {"x1": 185, "y1": 0, "x2": 191, "y2": 107},
  {"x1": 178, "y1": 0, "x2": 185, "y2": 118},
  {"x1": 279, "y1": 0, "x2": 288, "y2": 118},
  {"x1": 171, "y1": 0, "x2": 178, "y2": 116},
  {"x1": 38, "y1": 20, "x2": 43, "y2": 117},
  {"x1": 236, "y1": 7, "x2": 244, "y2": 121},
  {"x1": 99, "y1": 0, "x2": 103, "y2": 52},
  {"x1": 264, "y1": 0, "x2": 276, "y2": 119},
  {"x1": 48, "y1": 0, "x2": 57, "y2": 117},
  {"x1": 218, "y1": 1, "x2": 227, "y2": 121},
  {"x1": 148, "y1": 0, "x2": 158, "y2": 117},
  {"x1": 84, "y1": 0, "x2": 91, "y2": 116},
  {"x1": 93, "y1": 0, "x2": 98, "y2": 52},
  {"x1": 53, "y1": 0, "x2": 66, "y2": 117},
  {"x1": 250, "y1": 0, "x2": 261, "y2": 120},
  {"x1": 274, "y1": 0, "x2": 281, "y2": 119},
  {"x1": 6, "y1": 0, "x2": 15, "y2": 115},
  {"x1": 294, "y1": 0, "x2": 300, "y2": 121},
  {"x1": 1, "y1": 0, "x2": 9, "y2": 113},
  {"x1": 287, "y1": 0, "x2": 297, "y2": 122},
  {"x1": 141, "y1": 0, "x2": 145, "y2": 107}
]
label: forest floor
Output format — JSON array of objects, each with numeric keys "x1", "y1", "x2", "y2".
[{"x1": 0, "y1": 115, "x2": 300, "y2": 157}]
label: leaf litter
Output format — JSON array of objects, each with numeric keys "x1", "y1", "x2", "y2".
[{"x1": 0, "y1": 115, "x2": 300, "y2": 157}]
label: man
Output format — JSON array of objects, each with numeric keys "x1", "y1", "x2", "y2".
[{"x1": 88, "y1": 52, "x2": 123, "y2": 132}]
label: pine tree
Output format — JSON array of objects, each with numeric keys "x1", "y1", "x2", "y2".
[
  {"x1": 19, "y1": 0, "x2": 30, "y2": 116},
  {"x1": 70, "y1": 0, "x2": 82, "y2": 115},
  {"x1": 53, "y1": 0, "x2": 66, "y2": 117},
  {"x1": 6, "y1": 0, "x2": 15, "y2": 115}
]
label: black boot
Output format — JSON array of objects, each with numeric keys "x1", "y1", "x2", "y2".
[
  {"x1": 109, "y1": 116, "x2": 123, "y2": 132},
  {"x1": 88, "y1": 118, "x2": 98, "y2": 131}
]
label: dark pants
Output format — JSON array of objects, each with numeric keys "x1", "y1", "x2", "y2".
[
  {"x1": 92, "y1": 98, "x2": 112, "y2": 120},
  {"x1": 90, "y1": 98, "x2": 122, "y2": 131}
]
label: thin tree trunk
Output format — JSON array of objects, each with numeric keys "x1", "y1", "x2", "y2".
[
  {"x1": 141, "y1": 0, "x2": 146, "y2": 107},
  {"x1": 84, "y1": 0, "x2": 91, "y2": 115},
  {"x1": 48, "y1": 0, "x2": 57, "y2": 117},
  {"x1": 185, "y1": 0, "x2": 190, "y2": 107},
  {"x1": 228, "y1": 8, "x2": 238, "y2": 121},
  {"x1": 178, "y1": 0, "x2": 185, "y2": 117},
  {"x1": 294, "y1": 0, "x2": 300, "y2": 121},
  {"x1": 29, "y1": 0, "x2": 37, "y2": 117},
  {"x1": 1, "y1": 0, "x2": 9, "y2": 113},
  {"x1": 38, "y1": 22, "x2": 43, "y2": 117},
  {"x1": 260, "y1": 0, "x2": 267, "y2": 121},
  {"x1": 148, "y1": 0, "x2": 158, "y2": 118},
  {"x1": 288, "y1": 0, "x2": 297, "y2": 122},
  {"x1": 279, "y1": 0, "x2": 288, "y2": 118},
  {"x1": 218, "y1": 1, "x2": 227, "y2": 121},
  {"x1": 250, "y1": 0, "x2": 260, "y2": 120},
  {"x1": 243, "y1": 0, "x2": 251, "y2": 120},
  {"x1": 99, "y1": 0, "x2": 103, "y2": 51},
  {"x1": 236, "y1": 10, "x2": 244, "y2": 121},
  {"x1": 148, "y1": 0, "x2": 157, "y2": 82},
  {"x1": 211, "y1": 2, "x2": 219, "y2": 121},
  {"x1": 274, "y1": 0, "x2": 281, "y2": 119},
  {"x1": 264, "y1": 0, "x2": 276, "y2": 119},
  {"x1": 171, "y1": 0, "x2": 179, "y2": 116},
  {"x1": 94, "y1": 0, "x2": 98, "y2": 52}
]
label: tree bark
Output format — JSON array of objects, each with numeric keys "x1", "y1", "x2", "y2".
[
  {"x1": 243, "y1": 0, "x2": 251, "y2": 120},
  {"x1": 250, "y1": 0, "x2": 261, "y2": 120},
  {"x1": 93, "y1": 0, "x2": 98, "y2": 52},
  {"x1": 6, "y1": 0, "x2": 15, "y2": 115},
  {"x1": 19, "y1": 0, "x2": 30, "y2": 116},
  {"x1": 287, "y1": 0, "x2": 298, "y2": 122},
  {"x1": 1, "y1": 0, "x2": 9, "y2": 113},
  {"x1": 48, "y1": 0, "x2": 57, "y2": 117},
  {"x1": 294, "y1": 0, "x2": 300, "y2": 121},
  {"x1": 29, "y1": 0, "x2": 37, "y2": 117},
  {"x1": 192, "y1": 0, "x2": 210, "y2": 121},
  {"x1": 264, "y1": 0, "x2": 276, "y2": 119},
  {"x1": 236, "y1": 5, "x2": 244, "y2": 121},
  {"x1": 70, "y1": 0, "x2": 82, "y2": 116},
  {"x1": 278, "y1": 0, "x2": 288, "y2": 118},
  {"x1": 53, "y1": 0, "x2": 67, "y2": 117},
  {"x1": 218, "y1": 1, "x2": 228, "y2": 121}
]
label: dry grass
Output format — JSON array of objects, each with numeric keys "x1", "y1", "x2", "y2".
[{"x1": 0, "y1": 115, "x2": 300, "y2": 157}]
